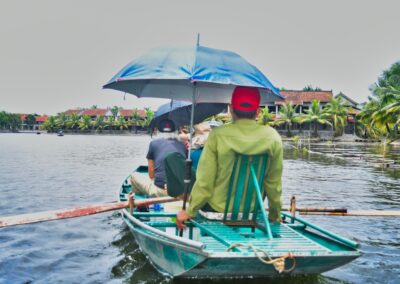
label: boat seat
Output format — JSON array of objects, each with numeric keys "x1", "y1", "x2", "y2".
[{"x1": 223, "y1": 153, "x2": 274, "y2": 239}]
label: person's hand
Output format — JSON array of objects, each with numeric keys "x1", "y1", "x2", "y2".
[{"x1": 176, "y1": 210, "x2": 191, "y2": 230}]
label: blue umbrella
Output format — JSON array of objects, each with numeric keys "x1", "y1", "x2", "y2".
[
  {"x1": 149, "y1": 101, "x2": 227, "y2": 129},
  {"x1": 103, "y1": 45, "x2": 283, "y2": 104}
]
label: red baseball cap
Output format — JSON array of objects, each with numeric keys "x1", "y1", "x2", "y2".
[{"x1": 231, "y1": 86, "x2": 260, "y2": 112}]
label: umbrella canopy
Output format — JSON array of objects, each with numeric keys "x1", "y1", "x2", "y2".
[
  {"x1": 149, "y1": 101, "x2": 227, "y2": 129},
  {"x1": 103, "y1": 45, "x2": 283, "y2": 104}
]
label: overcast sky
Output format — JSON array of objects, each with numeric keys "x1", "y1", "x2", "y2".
[{"x1": 1, "y1": 0, "x2": 399, "y2": 115}]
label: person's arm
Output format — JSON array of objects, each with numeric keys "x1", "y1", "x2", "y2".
[
  {"x1": 186, "y1": 132, "x2": 218, "y2": 217},
  {"x1": 148, "y1": 159, "x2": 155, "y2": 180},
  {"x1": 264, "y1": 139, "x2": 283, "y2": 222},
  {"x1": 146, "y1": 141, "x2": 155, "y2": 180},
  {"x1": 177, "y1": 134, "x2": 217, "y2": 229}
]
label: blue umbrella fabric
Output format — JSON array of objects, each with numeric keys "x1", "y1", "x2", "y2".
[
  {"x1": 103, "y1": 45, "x2": 283, "y2": 104},
  {"x1": 149, "y1": 101, "x2": 227, "y2": 129}
]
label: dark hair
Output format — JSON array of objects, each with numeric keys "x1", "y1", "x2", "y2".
[{"x1": 232, "y1": 108, "x2": 257, "y2": 119}]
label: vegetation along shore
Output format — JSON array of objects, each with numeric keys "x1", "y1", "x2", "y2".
[{"x1": 1, "y1": 61, "x2": 399, "y2": 143}]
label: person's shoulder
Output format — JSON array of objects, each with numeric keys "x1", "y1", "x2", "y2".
[{"x1": 259, "y1": 124, "x2": 282, "y2": 142}]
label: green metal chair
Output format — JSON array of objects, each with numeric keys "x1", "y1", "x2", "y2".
[{"x1": 223, "y1": 153, "x2": 273, "y2": 239}]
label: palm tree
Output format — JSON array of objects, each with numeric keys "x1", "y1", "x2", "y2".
[
  {"x1": 67, "y1": 113, "x2": 80, "y2": 131},
  {"x1": 357, "y1": 101, "x2": 383, "y2": 138},
  {"x1": 366, "y1": 61, "x2": 400, "y2": 138},
  {"x1": 324, "y1": 96, "x2": 350, "y2": 136},
  {"x1": 116, "y1": 116, "x2": 129, "y2": 130},
  {"x1": 301, "y1": 100, "x2": 331, "y2": 137},
  {"x1": 131, "y1": 108, "x2": 143, "y2": 134},
  {"x1": 107, "y1": 116, "x2": 115, "y2": 131},
  {"x1": 56, "y1": 113, "x2": 67, "y2": 130},
  {"x1": 274, "y1": 103, "x2": 300, "y2": 137},
  {"x1": 257, "y1": 107, "x2": 274, "y2": 126},
  {"x1": 94, "y1": 116, "x2": 106, "y2": 133},
  {"x1": 303, "y1": 85, "x2": 322, "y2": 91},
  {"x1": 111, "y1": 106, "x2": 119, "y2": 119},
  {"x1": 43, "y1": 116, "x2": 57, "y2": 132},
  {"x1": 141, "y1": 108, "x2": 154, "y2": 133},
  {"x1": 79, "y1": 115, "x2": 92, "y2": 132}
]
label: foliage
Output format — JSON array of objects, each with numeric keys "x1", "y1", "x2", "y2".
[
  {"x1": 107, "y1": 116, "x2": 115, "y2": 130},
  {"x1": 94, "y1": 116, "x2": 106, "y2": 132},
  {"x1": 141, "y1": 108, "x2": 154, "y2": 131},
  {"x1": 131, "y1": 108, "x2": 143, "y2": 134},
  {"x1": 116, "y1": 116, "x2": 128, "y2": 130},
  {"x1": 56, "y1": 113, "x2": 67, "y2": 130},
  {"x1": 303, "y1": 85, "x2": 322, "y2": 91},
  {"x1": 324, "y1": 96, "x2": 350, "y2": 136},
  {"x1": 111, "y1": 106, "x2": 119, "y2": 118},
  {"x1": 300, "y1": 100, "x2": 331, "y2": 137},
  {"x1": 257, "y1": 107, "x2": 275, "y2": 126},
  {"x1": 43, "y1": 116, "x2": 57, "y2": 132},
  {"x1": 358, "y1": 61, "x2": 400, "y2": 140},
  {"x1": 67, "y1": 113, "x2": 80, "y2": 131},
  {"x1": 274, "y1": 103, "x2": 300, "y2": 137},
  {"x1": 79, "y1": 115, "x2": 92, "y2": 131},
  {"x1": 25, "y1": 114, "x2": 37, "y2": 129}
]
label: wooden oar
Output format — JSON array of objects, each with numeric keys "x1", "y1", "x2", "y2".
[
  {"x1": 299, "y1": 210, "x2": 400, "y2": 217},
  {"x1": 0, "y1": 196, "x2": 178, "y2": 228},
  {"x1": 281, "y1": 207, "x2": 348, "y2": 213}
]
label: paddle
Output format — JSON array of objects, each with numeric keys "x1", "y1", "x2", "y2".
[
  {"x1": 0, "y1": 196, "x2": 178, "y2": 228},
  {"x1": 298, "y1": 210, "x2": 400, "y2": 217}
]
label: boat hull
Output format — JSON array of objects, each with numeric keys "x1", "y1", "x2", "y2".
[{"x1": 119, "y1": 171, "x2": 361, "y2": 278}]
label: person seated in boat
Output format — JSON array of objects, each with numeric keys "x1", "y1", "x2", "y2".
[
  {"x1": 176, "y1": 86, "x2": 283, "y2": 229},
  {"x1": 130, "y1": 119, "x2": 187, "y2": 197},
  {"x1": 163, "y1": 122, "x2": 211, "y2": 197},
  {"x1": 190, "y1": 122, "x2": 211, "y2": 170}
]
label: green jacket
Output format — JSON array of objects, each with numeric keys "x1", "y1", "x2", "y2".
[{"x1": 187, "y1": 119, "x2": 283, "y2": 222}]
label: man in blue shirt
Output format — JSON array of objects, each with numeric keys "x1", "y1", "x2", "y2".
[{"x1": 130, "y1": 119, "x2": 187, "y2": 197}]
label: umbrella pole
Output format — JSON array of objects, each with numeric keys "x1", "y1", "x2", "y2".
[{"x1": 180, "y1": 82, "x2": 196, "y2": 237}]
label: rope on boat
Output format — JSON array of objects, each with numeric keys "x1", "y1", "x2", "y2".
[{"x1": 226, "y1": 243, "x2": 296, "y2": 274}]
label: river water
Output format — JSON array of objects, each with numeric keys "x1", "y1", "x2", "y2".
[{"x1": 0, "y1": 134, "x2": 399, "y2": 284}]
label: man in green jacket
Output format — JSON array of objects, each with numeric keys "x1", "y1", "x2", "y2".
[{"x1": 176, "y1": 86, "x2": 283, "y2": 229}]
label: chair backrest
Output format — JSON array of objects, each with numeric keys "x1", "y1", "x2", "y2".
[{"x1": 223, "y1": 153, "x2": 273, "y2": 239}]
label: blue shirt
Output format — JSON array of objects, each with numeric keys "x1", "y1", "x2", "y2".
[{"x1": 146, "y1": 138, "x2": 187, "y2": 188}]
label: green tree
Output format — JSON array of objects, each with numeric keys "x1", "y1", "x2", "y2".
[
  {"x1": 258, "y1": 107, "x2": 275, "y2": 126},
  {"x1": 274, "y1": 103, "x2": 300, "y2": 137},
  {"x1": 67, "y1": 112, "x2": 80, "y2": 131},
  {"x1": 324, "y1": 96, "x2": 350, "y2": 136},
  {"x1": 25, "y1": 114, "x2": 37, "y2": 130},
  {"x1": 94, "y1": 116, "x2": 106, "y2": 133},
  {"x1": 116, "y1": 116, "x2": 128, "y2": 130},
  {"x1": 141, "y1": 108, "x2": 154, "y2": 132},
  {"x1": 0, "y1": 111, "x2": 8, "y2": 129},
  {"x1": 56, "y1": 113, "x2": 67, "y2": 130},
  {"x1": 79, "y1": 115, "x2": 92, "y2": 132},
  {"x1": 301, "y1": 100, "x2": 331, "y2": 137},
  {"x1": 91, "y1": 105, "x2": 98, "y2": 109},
  {"x1": 131, "y1": 108, "x2": 143, "y2": 134},
  {"x1": 357, "y1": 101, "x2": 383, "y2": 138},
  {"x1": 111, "y1": 106, "x2": 119, "y2": 119},
  {"x1": 107, "y1": 116, "x2": 115, "y2": 130},
  {"x1": 303, "y1": 85, "x2": 322, "y2": 91},
  {"x1": 358, "y1": 61, "x2": 400, "y2": 139},
  {"x1": 43, "y1": 116, "x2": 57, "y2": 132}
]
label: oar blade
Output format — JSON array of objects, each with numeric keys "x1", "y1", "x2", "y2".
[
  {"x1": 0, "y1": 202, "x2": 128, "y2": 228},
  {"x1": 0, "y1": 196, "x2": 178, "y2": 228}
]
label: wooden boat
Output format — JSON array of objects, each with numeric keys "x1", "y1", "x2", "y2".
[{"x1": 119, "y1": 163, "x2": 361, "y2": 278}]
